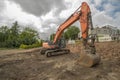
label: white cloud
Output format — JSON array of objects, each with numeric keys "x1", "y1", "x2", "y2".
[
  {"x1": 0, "y1": 0, "x2": 119, "y2": 39},
  {"x1": 1, "y1": 0, "x2": 43, "y2": 32},
  {"x1": 93, "y1": 11, "x2": 113, "y2": 26},
  {"x1": 114, "y1": 12, "x2": 120, "y2": 28},
  {"x1": 60, "y1": 0, "x2": 90, "y2": 19},
  {"x1": 41, "y1": 7, "x2": 57, "y2": 22},
  {"x1": 94, "y1": 0, "x2": 102, "y2": 6}
]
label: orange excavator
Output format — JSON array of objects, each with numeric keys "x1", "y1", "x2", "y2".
[{"x1": 40, "y1": 2, "x2": 100, "y2": 67}]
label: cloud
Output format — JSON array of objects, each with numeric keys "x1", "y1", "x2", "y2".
[
  {"x1": 93, "y1": 11, "x2": 113, "y2": 26},
  {"x1": 0, "y1": 0, "x2": 120, "y2": 40},
  {"x1": 11, "y1": 0, "x2": 67, "y2": 16},
  {"x1": 91, "y1": 0, "x2": 120, "y2": 28},
  {"x1": 114, "y1": 12, "x2": 120, "y2": 27},
  {"x1": 0, "y1": 0, "x2": 6, "y2": 25},
  {"x1": 0, "y1": 0, "x2": 43, "y2": 32},
  {"x1": 0, "y1": 1, "x2": 5, "y2": 12}
]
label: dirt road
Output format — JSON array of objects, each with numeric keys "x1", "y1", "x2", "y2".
[{"x1": 0, "y1": 42, "x2": 120, "y2": 80}]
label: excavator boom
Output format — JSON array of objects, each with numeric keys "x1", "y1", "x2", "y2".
[
  {"x1": 53, "y1": 10, "x2": 80, "y2": 43},
  {"x1": 53, "y1": 2, "x2": 90, "y2": 44}
]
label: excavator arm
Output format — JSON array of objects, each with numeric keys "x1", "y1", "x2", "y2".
[
  {"x1": 53, "y1": 9, "x2": 81, "y2": 43},
  {"x1": 53, "y1": 2, "x2": 90, "y2": 44}
]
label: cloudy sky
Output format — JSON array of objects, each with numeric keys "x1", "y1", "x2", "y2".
[{"x1": 0, "y1": 0, "x2": 120, "y2": 39}]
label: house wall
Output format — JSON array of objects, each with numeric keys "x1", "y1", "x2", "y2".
[
  {"x1": 94, "y1": 25, "x2": 118, "y2": 42},
  {"x1": 78, "y1": 25, "x2": 119, "y2": 42}
]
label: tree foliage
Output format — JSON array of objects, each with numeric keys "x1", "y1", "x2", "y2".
[
  {"x1": 50, "y1": 33, "x2": 55, "y2": 41},
  {"x1": 19, "y1": 27, "x2": 38, "y2": 45},
  {"x1": 63, "y1": 26, "x2": 80, "y2": 40},
  {"x1": 49, "y1": 26, "x2": 80, "y2": 41},
  {"x1": 0, "y1": 21, "x2": 40, "y2": 48}
]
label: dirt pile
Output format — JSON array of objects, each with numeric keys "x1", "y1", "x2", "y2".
[
  {"x1": 96, "y1": 42, "x2": 120, "y2": 60},
  {"x1": 67, "y1": 41, "x2": 120, "y2": 60}
]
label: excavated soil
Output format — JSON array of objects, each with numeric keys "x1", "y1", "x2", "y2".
[{"x1": 0, "y1": 42, "x2": 120, "y2": 80}]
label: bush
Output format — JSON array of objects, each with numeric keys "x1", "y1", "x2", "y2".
[
  {"x1": 19, "y1": 42, "x2": 41, "y2": 49},
  {"x1": 19, "y1": 44, "x2": 28, "y2": 49}
]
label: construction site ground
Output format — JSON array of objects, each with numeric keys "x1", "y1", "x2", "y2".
[{"x1": 0, "y1": 41, "x2": 120, "y2": 80}]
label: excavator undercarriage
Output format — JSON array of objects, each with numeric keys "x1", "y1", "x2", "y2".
[
  {"x1": 40, "y1": 48, "x2": 70, "y2": 57},
  {"x1": 40, "y1": 38, "x2": 70, "y2": 57}
]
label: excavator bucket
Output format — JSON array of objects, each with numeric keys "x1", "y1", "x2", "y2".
[
  {"x1": 78, "y1": 53, "x2": 100, "y2": 67},
  {"x1": 77, "y1": 46, "x2": 100, "y2": 67}
]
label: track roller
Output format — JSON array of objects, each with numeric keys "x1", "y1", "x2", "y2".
[{"x1": 45, "y1": 51, "x2": 52, "y2": 57}]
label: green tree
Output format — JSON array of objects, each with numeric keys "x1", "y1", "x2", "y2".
[
  {"x1": 0, "y1": 26, "x2": 9, "y2": 47},
  {"x1": 50, "y1": 33, "x2": 55, "y2": 41},
  {"x1": 19, "y1": 27, "x2": 38, "y2": 45},
  {"x1": 64, "y1": 26, "x2": 80, "y2": 40},
  {"x1": 49, "y1": 26, "x2": 80, "y2": 41},
  {"x1": 0, "y1": 26, "x2": 9, "y2": 42},
  {"x1": 0, "y1": 21, "x2": 40, "y2": 48},
  {"x1": 10, "y1": 21, "x2": 19, "y2": 36},
  {"x1": 6, "y1": 21, "x2": 20, "y2": 48}
]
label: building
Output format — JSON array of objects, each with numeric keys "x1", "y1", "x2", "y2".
[
  {"x1": 92, "y1": 25, "x2": 119, "y2": 42},
  {"x1": 78, "y1": 25, "x2": 119, "y2": 42}
]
